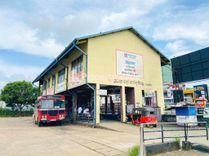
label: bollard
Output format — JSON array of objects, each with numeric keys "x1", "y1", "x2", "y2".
[
  {"x1": 139, "y1": 124, "x2": 144, "y2": 156},
  {"x1": 206, "y1": 124, "x2": 208, "y2": 140},
  {"x1": 184, "y1": 123, "x2": 188, "y2": 142},
  {"x1": 161, "y1": 125, "x2": 164, "y2": 143}
]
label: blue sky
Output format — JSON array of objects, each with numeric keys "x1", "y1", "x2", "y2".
[{"x1": 0, "y1": 0, "x2": 209, "y2": 88}]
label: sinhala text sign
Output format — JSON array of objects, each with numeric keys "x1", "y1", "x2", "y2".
[{"x1": 116, "y1": 50, "x2": 143, "y2": 78}]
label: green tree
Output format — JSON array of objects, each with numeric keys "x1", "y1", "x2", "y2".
[{"x1": 0, "y1": 81, "x2": 39, "y2": 110}]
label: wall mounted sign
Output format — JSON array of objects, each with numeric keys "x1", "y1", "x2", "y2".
[
  {"x1": 71, "y1": 72, "x2": 82, "y2": 85},
  {"x1": 99, "y1": 89, "x2": 107, "y2": 96},
  {"x1": 116, "y1": 50, "x2": 143, "y2": 78},
  {"x1": 113, "y1": 79, "x2": 144, "y2": 86}
]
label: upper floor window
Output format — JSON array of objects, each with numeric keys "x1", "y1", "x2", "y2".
[
  {"x1": 58, "y1": 68, "x2": 65, "y2": 84},
  {"x1": 71, "y1": 55, "x2": 83, "y2": 74}
]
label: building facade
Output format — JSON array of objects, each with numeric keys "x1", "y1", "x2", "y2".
[
  {"x1": 171, "y1": 47, "x2": 209, "y2": 84},
  {"x1": 33, "y1": 27, "x2": 169, "y2": 125}
]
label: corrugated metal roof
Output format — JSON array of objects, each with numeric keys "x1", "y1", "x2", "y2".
[{"x1": 33, "y1": 26, "x2": 170, "y2": 83}]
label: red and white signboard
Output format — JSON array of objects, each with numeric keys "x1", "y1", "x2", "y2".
[{"x1": 116, "y1": 50, "x2": 143, "y2": 78}]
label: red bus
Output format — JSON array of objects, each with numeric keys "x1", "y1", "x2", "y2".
[{"x1": 33, "y1": 95, "x2": 66, "y2": 126}]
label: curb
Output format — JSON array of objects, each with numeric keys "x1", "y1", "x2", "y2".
[{"x1": 192, "y1": 143, "x2": 209, "y2": 153}]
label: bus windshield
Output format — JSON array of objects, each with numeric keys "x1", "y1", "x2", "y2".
[
  {"x1": 41, "y1": 99, "x2": 65, "y2": 109},
  {"x1": 54, "y1": 100, "x2": 65, "y2": 108}
]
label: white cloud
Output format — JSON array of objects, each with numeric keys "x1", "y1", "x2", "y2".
[
  {"x1": 100, "y1": 0, "x2": 167, "y2": 30},
  {"x1": 0, "y1": 60, "x2": 42, "y2": 89},
  {"x1": 153, "y1": 24, "x2": 209, "y2": 45},
  {"x1": 165, "y1": 40, "x2": 191, "y2": 57},
  {"x1": 0, "y1": 0, "x2": 209, "y2": 59},
  {"x1": 152, "y1": 5, "x2": 209, "y2": 57},
  {"x1": 0, "y1": 8, "x2": 64, "y2": 58},
  {"x1": 0, "y1": 0, "x2": 168, "y2": 59}
]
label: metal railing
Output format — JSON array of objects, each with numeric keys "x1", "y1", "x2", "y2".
[{"x1": 139, "y1": 122, "x2": 208, "y2": 156}]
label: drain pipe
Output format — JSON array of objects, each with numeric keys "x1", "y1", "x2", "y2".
[{"x1": 73, "y1": 41, "x2": 96, "y2": 126}]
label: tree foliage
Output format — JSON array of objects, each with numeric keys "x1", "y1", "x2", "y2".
[{"x1": 0, "y1": 81, "x2": 39, "y2": 110}]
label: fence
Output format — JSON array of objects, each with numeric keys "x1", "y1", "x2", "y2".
[{"x1": 139, "y1": 122, "x2": 208, "y2": 156}]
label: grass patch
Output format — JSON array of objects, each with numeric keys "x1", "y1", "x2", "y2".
[
  {"x1": 128, "y1": 145, "x2": 139, "y2": 156},
  {"x1": 175, "y1": 137, "x2": 181, "y2": 148}
]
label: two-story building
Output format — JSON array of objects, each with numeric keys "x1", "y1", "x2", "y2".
[{"x1": 33, "y1": 26, "x2": 170, "y2": 125}]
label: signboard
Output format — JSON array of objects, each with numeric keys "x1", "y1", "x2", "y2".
[
  {"x1": 126, "y1": 104, "x2": 134, "y2": 114},
  {"x1": 99, "y1": 89, "x2": 107, "y2": 96},
  {"x1": 116, "y1": 50, "x2": 143, "y2": 78},
  {"x1": 195, "y1": 99, "x2": 206, "y2": 108},
  {"x1": 72, "y1": 72, "x2": 82, "y2": 83},
  {"x1": 194, "y1": 84, "x2": 208, "y2": 100},
  {"x1": 176, "y1": 116, "x2": 197, "y2": 126},
  {"x1": 109, "y1": 94, "x2": 121, "y2": 103}
]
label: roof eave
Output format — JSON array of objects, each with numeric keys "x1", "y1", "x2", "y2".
[{"x1": 32, "y1": 39, "x2": 77, "y2": 83}]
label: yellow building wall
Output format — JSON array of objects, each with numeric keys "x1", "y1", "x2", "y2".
[
  {"x1": 42, "y1": 43, "x2": 87, "y2": 94},
  {"x1": 67, "y1": 43, "x2": 87, "y2": 89},
  {"x1": 87, "y1": 30, "x2": 165, "y2": 112}
]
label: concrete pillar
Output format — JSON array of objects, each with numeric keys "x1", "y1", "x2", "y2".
[
  {"x1": 134, "y1": 87, "x2": 142, "y2": 108},
  {"x1": 72, "y1": 93, "x2": 77, "y2": 123},
  {"x1": 95, "y1": 83, "x2": 100, "y2": 125},
  {"x1": 157, "y1": 88, "x2": 165, "y2": 114},
  {"x1": 65, "y1": 67, "x2": 68, "y2": 90},
  {"x1": 121, "y1": 86, "x2": 126, "y2": 122}
]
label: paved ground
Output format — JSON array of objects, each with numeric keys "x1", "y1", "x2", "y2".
[
  {"x1": 0, "y1": 118, "x2": 208, "y2": 156},
  {"x1": 0, "y1": 118, "x2": 139, "y2": 156}
]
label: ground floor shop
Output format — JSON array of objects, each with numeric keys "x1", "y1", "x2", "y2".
[{"x1": 61, "y1": 83, "x2": 162, "y2": 125}]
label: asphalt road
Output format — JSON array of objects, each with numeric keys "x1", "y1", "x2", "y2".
[{"x1": 0, "y1": 117, "x2": 139, "y2": 156}]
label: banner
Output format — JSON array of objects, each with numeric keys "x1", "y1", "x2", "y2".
[{"x1": 117, "y1": 50, "x2": 143, "y2": 78}]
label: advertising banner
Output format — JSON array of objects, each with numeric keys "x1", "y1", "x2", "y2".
[
  {"x1": 71, "y1": 72, "x2": 83, "y2": 86},
  {"x1": 194, "y1": 84, "x2": 209, "y2": 100},
  {"x1": 57, "y1": 82, "x2": 65, "y2": 92},
  {"x1": 117, "y1": 50, "x2": 143, "y2": 78}
]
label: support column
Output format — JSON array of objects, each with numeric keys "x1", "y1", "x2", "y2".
[
  {"x1": 121, "y1": 86, "x2": 126, "y2": 122},
  {"x1": 72, "y1": 93, "x2": 77, "y2": 123},
  {"x1": 95, "y1": 83, "x2": 100, "y2": 125},
  {"x1": 134, "y1": 87, "x2": 142, "y2": 108}
]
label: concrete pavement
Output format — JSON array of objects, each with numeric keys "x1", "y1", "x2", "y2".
[
  {"x1": 0, "y1": 118, "x2": 209, "y2": 156},
  {"x1": 0, "y1": 118, "x2": 139, "y2": 156}
]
